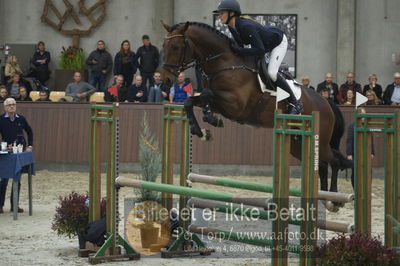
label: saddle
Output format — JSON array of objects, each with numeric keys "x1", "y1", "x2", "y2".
[{"x1": 257, "y1": 57, "x2": 301, "y2": 90}]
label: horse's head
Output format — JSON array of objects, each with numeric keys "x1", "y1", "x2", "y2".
[{"x1": 161, "y1": 21, "x2": 195, "y2": 87}]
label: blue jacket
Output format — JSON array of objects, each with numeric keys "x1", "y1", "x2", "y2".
[
  {"x1": 229, "y1": 17, "x2": 284, "y2": 57},
  {"x1": 0, "y1": 113, "x2": 33, "y2": 147},
  {"x1": 113, "y1": 52, "x2": 138, "y2": 75},
  {"x1": 171, "y1": 81, "x2": 190, "y2": 103}
]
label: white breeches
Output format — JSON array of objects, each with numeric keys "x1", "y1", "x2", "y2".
[{"x1": 267, "y1": 34, "x2": 288, "y2": 82}]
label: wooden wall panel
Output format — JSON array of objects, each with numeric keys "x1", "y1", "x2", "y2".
[{"x1": 14, "y1": 103, "x2": 398, "y2": 167}]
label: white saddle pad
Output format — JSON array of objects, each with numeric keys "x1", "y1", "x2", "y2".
[{"x1": 258, "y1": 76, "x2": 302, "y2": 100}]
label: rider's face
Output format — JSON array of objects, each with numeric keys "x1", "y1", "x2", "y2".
[{"x1": 218, "y1": 11, "x2": 230, "y2": 24}]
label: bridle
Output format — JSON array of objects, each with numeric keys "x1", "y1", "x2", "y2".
[
  {"x1": 163, "y1": 34, "x2": 195, "y2": 77},
  {"x1": 163, "y1": 32, "x2": 257, "y2": 84}
]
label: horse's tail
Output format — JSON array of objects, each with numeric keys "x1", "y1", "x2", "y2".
[
  {"x1": 327, "y1": 99, "x2": 344, "y2": 150},
  {"x1": 327, "y1": 99, "x2": 352, "y2": 169}
]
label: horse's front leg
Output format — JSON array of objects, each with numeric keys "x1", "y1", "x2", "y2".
[
  {"x1": 184, "y1": 96, "x2": 212, "y2": 140},
  {"x1": 200, "y1": 89, "x2": 224, "y2": 128}
]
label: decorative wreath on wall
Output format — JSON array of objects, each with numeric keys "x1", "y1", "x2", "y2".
[{"x1": 41, "y1": 0, "x2": 107, "y2": 48}]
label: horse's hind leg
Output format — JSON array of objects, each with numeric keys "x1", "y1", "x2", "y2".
[
  {"x1": 318, "y1": 161, "x2": 328, "y2": 191},
  {"x1": 330, "y1": 166, "x2": 345, "y2": 208}
]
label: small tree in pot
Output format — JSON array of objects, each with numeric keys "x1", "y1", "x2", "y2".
[{"x1": 52, "y1": 192, "x2": 106, "y2": 249}]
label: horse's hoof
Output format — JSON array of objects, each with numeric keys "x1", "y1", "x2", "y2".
[
  {"x1": 200, "y1": 129, "x2": 212, "y2": 141},
  {"x1": 190, "y1": 126, "x2": 204, "y2": 138},
  {"x1": 217, "y1": 119, "x2": 224, "y2": 128},
  {"x1": 333, "y1": 202, "x2": 345, "y2": 208},
  {"x1": 326, "y1": 201, "x2": 340, "y2": 212}
]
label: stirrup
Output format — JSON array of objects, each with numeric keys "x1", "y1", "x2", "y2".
[{"x1": 289, "y1": 101, "x2": 303, "y2": 114}]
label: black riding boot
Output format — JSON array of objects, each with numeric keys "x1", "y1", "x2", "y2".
[{"x1": 275, "y1": 74, "x2": 303, "y2": 114}]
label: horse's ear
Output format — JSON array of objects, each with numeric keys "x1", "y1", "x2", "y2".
[
  {"x1": 183, "y1": 21, "x2": 190, "y2": 33},
  {"x1": 161, "y1": 20, "x2": 171, "y2": 32}
]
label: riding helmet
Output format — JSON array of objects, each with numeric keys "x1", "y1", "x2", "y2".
[{"x1": 213, "y1": 0, "x2": 242, "y2": 15}]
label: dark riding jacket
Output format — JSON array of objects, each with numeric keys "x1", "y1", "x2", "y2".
[{"x1": 228, "y1": 17, "x2": 284, "y2": 57}]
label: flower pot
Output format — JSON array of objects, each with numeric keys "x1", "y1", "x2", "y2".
[{"x1": 140, "y1": 225, "x2": 159, "y2": 249}]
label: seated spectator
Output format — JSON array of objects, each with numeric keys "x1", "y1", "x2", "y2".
[
  {"x1": 365, "y1": 89, "x2": 381, "y2": 105},
  {"x1": 337, "y1": 72, "x2": 362, "y2": 104},
  {"x1": 4, "y1": 55, "x2": 23, "y2": 83},
  {"x1": 65, "y1": 71, "x2": 96, "y2": 102},
  {"x1": 301, "y1": 76, "x2": 315, "y2": 90},
  {"x1": 319, "y1": 88, "x2": 330, "y2": 100},
  {"x1": 383, "y1": 72, "x2": 400, "y2": 106},
  {"x1": 127, "y1": 75, "x2": 147, "y2": 102},
  {"x1": 15, "y1": 87, "x2": 32, "y2": 102},
  {"x1": 147, "y1": 72, "x2": 169, "y2": 102},
  {"x1": 169, "y1": 72, "x2": 192, "y2": 103},
  {"x1": 5, "y1": 74, "x2": 32, "y2": 97},
  {"x1": 362, "y1": 74, "x2": 382, "y2": 100},
  {"x1": 0, "y1": 86, "x2": 8, "y2": 102},
  {"x1": 104, "y1": 75, "x2": 128, "y2": 102},
  {"x1": 36, "y1": 90, "x2": 51, "y2": 102},
  {"x1": 33, "y1": 79, "x2": 50, "y2": 92},
  {"x1": 32, "y1": 41, "x2": 51, "y2": 85},
  {"x1": 317, "y1": 72, "x2": 339, "y2": 104},
  {"x1": 342, "y1": 89, "x2": 355, "y2": 105}
]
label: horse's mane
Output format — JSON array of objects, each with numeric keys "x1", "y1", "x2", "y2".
[{"x1": 170, "y1": 22, "x2": 234, "y2": 45}]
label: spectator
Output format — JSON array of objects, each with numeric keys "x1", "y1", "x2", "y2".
[
  {"x1": 114, "y1": 40, "x2": 137, "y2": 88},
  {"x1": 365, "y1": 89, "x2": 381, "y2": 105},
  {"x1": 147, "y1": 72, "x2": 169, "y2": 102},
  {"x1": 33, "y1": 79, "x2": 50, "y2": 92},
  {"x1": 127, "y1": 75, "x2": 147, "y2": 102},
  {"x1": 0, "y1": 86, "x2": 8, "y2": 102},
  {"x1": 136, "y1": 35, "x2": 159, "y2": 87},
  {"x1": 4, "y1": 55, "x2": 23, "y2": 83},
  {"x1": 65, "y1": 72, "x2": 96, "y2": 102},
  {"x1": 15, "y1": 87, "x2": 32, "y2": 102},
  {"x1": 169, "y1": 72, "x2": 192, "y2": 103},
  {"x1": 5, "y1": 74, "x2": 32, "y2": 98},
  {"x1": 36, "y1": 90, "x2": 50, "y2": 102},
  {"x1": 86, "y1": 40, "x2": 113, "y2": 92},
  {"x1": 342, "y1": 89, "x2": 355, "y2": 105},
  {"x1": 362, "y1": 74, "x2": 382, "y2": 100},
  {"x1": 317, "y1": 72, "x2": 339, "y2": 104},
  {"x1": 301, "y1": 76, "x2": 315, "y2": 90},
  {"x1": 383, "y1": 72, "x2": 400, "y2": 106},
  {"x1": 0, "y1": 98, "x2": 33, "y2": 213},
  {"x1": 104, "y1": 75, "x2": 128, "y2": 102},
  {"x1": 346, "y1": 107, "x2": 374, "y2": 189},
  {"x1": 32, "y1": 41, "x2": 51, "y2": 85},
  {"x1": 338, "y1": 72, "x2": 362, "y2": 104},
  {"x1": 318, "y1": 88, "x2": 330, "y2": 100}
]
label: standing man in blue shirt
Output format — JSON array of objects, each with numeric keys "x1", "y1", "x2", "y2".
[{"x1": 0, "y1": 98, "x2": 33, "y2": 214}]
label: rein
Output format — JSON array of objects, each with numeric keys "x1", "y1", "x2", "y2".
[{"x1": 163, "y1": 33, "x2": 258, "y2": 81}]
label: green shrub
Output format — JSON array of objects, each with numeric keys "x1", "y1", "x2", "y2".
[
  {"x1": 59, "y1": 46, "x2": 85, "y2": 69},
  {"x1": 136, "y1": 112, "x2": 161, "y2": 202},
  {"x1": 315, "y1": 233, "x2": 400, "y2": 265}
]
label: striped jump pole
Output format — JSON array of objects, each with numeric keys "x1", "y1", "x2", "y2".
[
  {"x1": 188, "y1": 197, "x2": 353, "y2": 233},
  {"x1": 188, "y1": 173, "x2": 354, "y2": 204},
  {"x1": 272, "y1": 111, "x2": 319, "y2": 266},
  {"x1": 354, "y1": 110, "x2": 400, "y2": 247}
]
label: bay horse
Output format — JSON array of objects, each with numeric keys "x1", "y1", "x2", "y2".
[{"x1": 161, "y1": 22, "x2": 352, "y2": 210}]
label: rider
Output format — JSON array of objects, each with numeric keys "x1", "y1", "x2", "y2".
[{"x1": 214, "y1": 0, "x2": 303, "y2": 114}]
